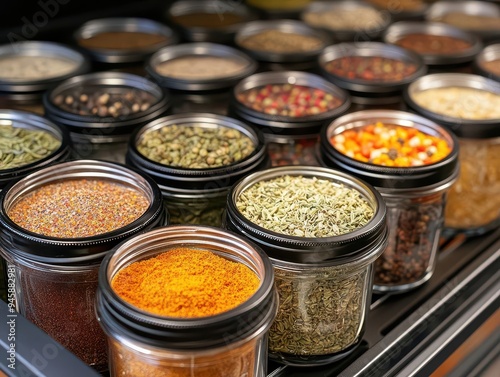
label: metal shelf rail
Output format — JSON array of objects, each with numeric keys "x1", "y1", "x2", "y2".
[{"x1": 267, "y1": 227, "x2": 500, "y2": 377}]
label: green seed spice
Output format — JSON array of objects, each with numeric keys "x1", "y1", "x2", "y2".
[
  {"x1": 7, "y1": 179, "x2": 150, "y2": 238},
  {"x1": 0, "y1": 123, "x2": 61, "y2": 170},
  {"x1": 270, "y1": 266, "x2": 368, "y2": 355},
  {"x1": 236, "y1": 175, "x2": 373, "y2": 237},
  {"x1": 137, "y1": 124, "x2": 255, "y2": 169}
]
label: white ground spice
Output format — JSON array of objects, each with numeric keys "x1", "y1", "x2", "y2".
[
  {"x1": 155, "y1": 56, "x2": 247, "y2": 79},
  {"x1": 236, "y1": 175, "x2": 374, "y2": 237},
  {"x1": 411, "y1": 87, "x2": 500, "y2": 120},
  {"x1": 0, "y1": 55, "x2": 78, "y2": 80},
  {"x1": 303, "y1": 6, "x2": 385, "y2": 31}
]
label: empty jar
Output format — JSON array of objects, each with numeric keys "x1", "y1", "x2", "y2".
[
  {"x1": 225, "y1": 166, "x2": 388, "y2": 365},
  {"x1": 320, "y1": 110, "x2": 459, "y2": 293},
  {"x1": 0, "y1": 160, "x2": 165, "y2": 372},
  {"x1": 96, "y1": 225, "x2": 278, "y2": 377}
]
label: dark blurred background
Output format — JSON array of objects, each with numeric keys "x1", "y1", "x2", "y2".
[{"x1": 0, "y1": 0, "x2": 172, "y2": 44}]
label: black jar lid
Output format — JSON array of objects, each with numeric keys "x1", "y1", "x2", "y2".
[
  {"x1": 474, "y1": 43, "x2": 500, "y2": 82},
  {"x1": 384, "y1": 21, "x2": 483, "y2": 66},
  {"x1": 367, "y1": 0, "x2": 430, "y2": 21},
  {"x1": 126, "y1": 113, "x2": 269, "y2": 193},
  {"x1": 96, "y1": 226, "x2": 277, "y2": 349},
  {"x1": 404, "y1": 73, "x2": 500, "y2": 138},
  {"x1": 0, "y1": 110, "x2": 71, "y2": 190},
  {"x1": 43, "y1": 71, "x2": 171, "y2": 144},
  {"x1": 146, "y1": 43, "x2": 258, "y2": 92},
  {"x1": 234, "y1": 20, "x2": 331, "y2": 63},
  {"x1": 0, "y1": 41, "x2": 90, "y2": 94},
  {"x1": 166, "y1": 0, "x2": 259, "y2": 43},
  {"x1": 319, "y1": 110, "x2": 459, "y2": 190},
  {"x1": 229, "y1": 71, "x2": 351, "y2": 142},
  {"x1": 225, "y1": 165, "x2": 388, "y2": 265},
  {"x1": 301, "y1": 1, "x2": 391, "y2": 42},
  {"x1": 74, "y1": 17, "x2": 178, "y2": 64},
  {"x1": 318, "y1": 42, "x2": 427, "y2": 104},
  {"x1": 0, "y1": 160, "x2": 165, "y2": 263}
]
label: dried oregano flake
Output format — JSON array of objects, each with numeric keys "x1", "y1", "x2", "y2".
[{"x1": 236, "y1": 175, "x2": 373, "y2": 237}]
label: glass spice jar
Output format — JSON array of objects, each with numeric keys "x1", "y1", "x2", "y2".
[
  {"x1": 319, "y1": 110, "x2": 459, "y2": 293},
  {"x1": 74, "y1": 17, "x2": 177, "y2": 75},
  {"x1": 404, "y1": 73, "x2": 500, "y2": 235},
  {"x1": 225, "y1": 166, "x2": 388, "y2": 366},
  {"x1": 43, "y1": 71, "x2": 171, "y2": 163},
  {"x1": 228, "y1": 70, "x2": 351, "y2": 166},
  {"x1": 0, "y1": 160, "x2": 166, "y2": 372},
  {"x1": 126, "y1": 113, "x2": 269, "y2": 227},
  {"x1": 0, "y1": 41, "x2": 90, "y2": 115},
  {"x1": 96, "y1": 225, "x2": 278, "y2": 377}
]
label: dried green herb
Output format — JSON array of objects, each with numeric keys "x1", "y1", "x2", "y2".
[
  {"x1": 236, "y1": 175, "x2": 373, "y2": 237},
  {"x1": 0, "y1": 123, "x2": 61, "y2": 170},
  {"x1": 137, "y1": 124, "x2": 255, "y2": 169},
  {"x1": 269, "y1": 266, "x2": 368, "y2": 355}
]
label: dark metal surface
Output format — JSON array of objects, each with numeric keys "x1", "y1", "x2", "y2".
[{"x1": 267, "y1": 227, "x2": 500, "y2": 376}]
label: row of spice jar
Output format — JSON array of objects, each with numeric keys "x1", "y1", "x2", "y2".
[
  {"x1": 0, "y1": 83, "x2": 498, "y2": 375},
  {"x1": 2, "y1": 62, "x2": 499, "y2": 233}
]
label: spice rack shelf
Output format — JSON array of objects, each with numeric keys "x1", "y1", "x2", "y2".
[
  {"x1": 1, "y1": 227, "x2": 497, "y2": 377},
  {"x1": 267, "y1": 227, "x2": 500, "y2": 376},
  {"x1": 0, "y1": 2, "x2": 499, "y2": 376}
]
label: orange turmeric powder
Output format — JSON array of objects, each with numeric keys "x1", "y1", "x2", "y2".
[{"x1": 111, "y1": 247, "x2": 260, "y2": 318}]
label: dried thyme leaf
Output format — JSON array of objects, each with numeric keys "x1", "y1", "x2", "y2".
[{"x1": 236, "y1": 175, "x2": 374, "y2": 237}]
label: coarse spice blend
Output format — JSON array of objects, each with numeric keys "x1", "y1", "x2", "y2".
[
  {"x1": 7, "y1": 179, "x2": 150, "y2": 238},
  {"x1": 0, "y1": 160, "x2": 165, "y2": 372},
  {"x1": 226, "y1": 166, "x2": 388, "y2": 365},
  {"x1": 96, "y1": 226, "x2": 277, "y2": 377}
]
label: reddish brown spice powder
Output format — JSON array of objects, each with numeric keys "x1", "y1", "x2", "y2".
[{"x1": 7, "y1": 179, "x2": 150, "y2": 238}]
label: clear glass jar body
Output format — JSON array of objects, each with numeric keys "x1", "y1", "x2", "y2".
[
  {"x1": 445, "y1": 137, "x2": 500, "y2": 234},
  {"x1": 162, "y1": 189, "x2": 227, "y2": 227},
  {"x1": 373, "y1": 190, "x2": 446, "y2": 293},
  {"x1": 269, "y1": 260, "x2": 373, "y2": 359},
  {"x1": 97, "y1": 226, "x2": 277, "y2": 377},
  {"x1": 106, "y1": 327, "x2": 267, "y2": 377},
  {"x1": 7, "y1": 258, "x2": 107, "y2": 372}
]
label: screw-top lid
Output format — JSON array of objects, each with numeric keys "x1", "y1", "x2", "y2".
[
  {"x1": 225, "y1": 166, "x2": 388, "y2": 265},
  {"x1": 0, "y1": 160, "x2": 165, "y2": 264},
  {"x1": 319, "y1": 110, "x2": 460, "y2": 190}
]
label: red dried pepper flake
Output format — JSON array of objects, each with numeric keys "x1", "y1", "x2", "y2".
[
  {"x1": 236, "y1": 83, "x2": 342, "y2": 117},
  {"x1": 324, "y1": 56, "x2": 418, "y2": 82}
]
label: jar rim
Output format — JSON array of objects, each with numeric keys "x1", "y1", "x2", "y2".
[
  {"x1": 97, "y1": 225, "x2": 278, "y2": 349},
  {"x1": 225, "y1": 165, "x2": 388, "y2": 264},
  {"x1": 319, "y1": 109, "x2": 460, "y2": 190},
  {"x1": 0, "y1": 159, "x2": 165, "y2": 263}
]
